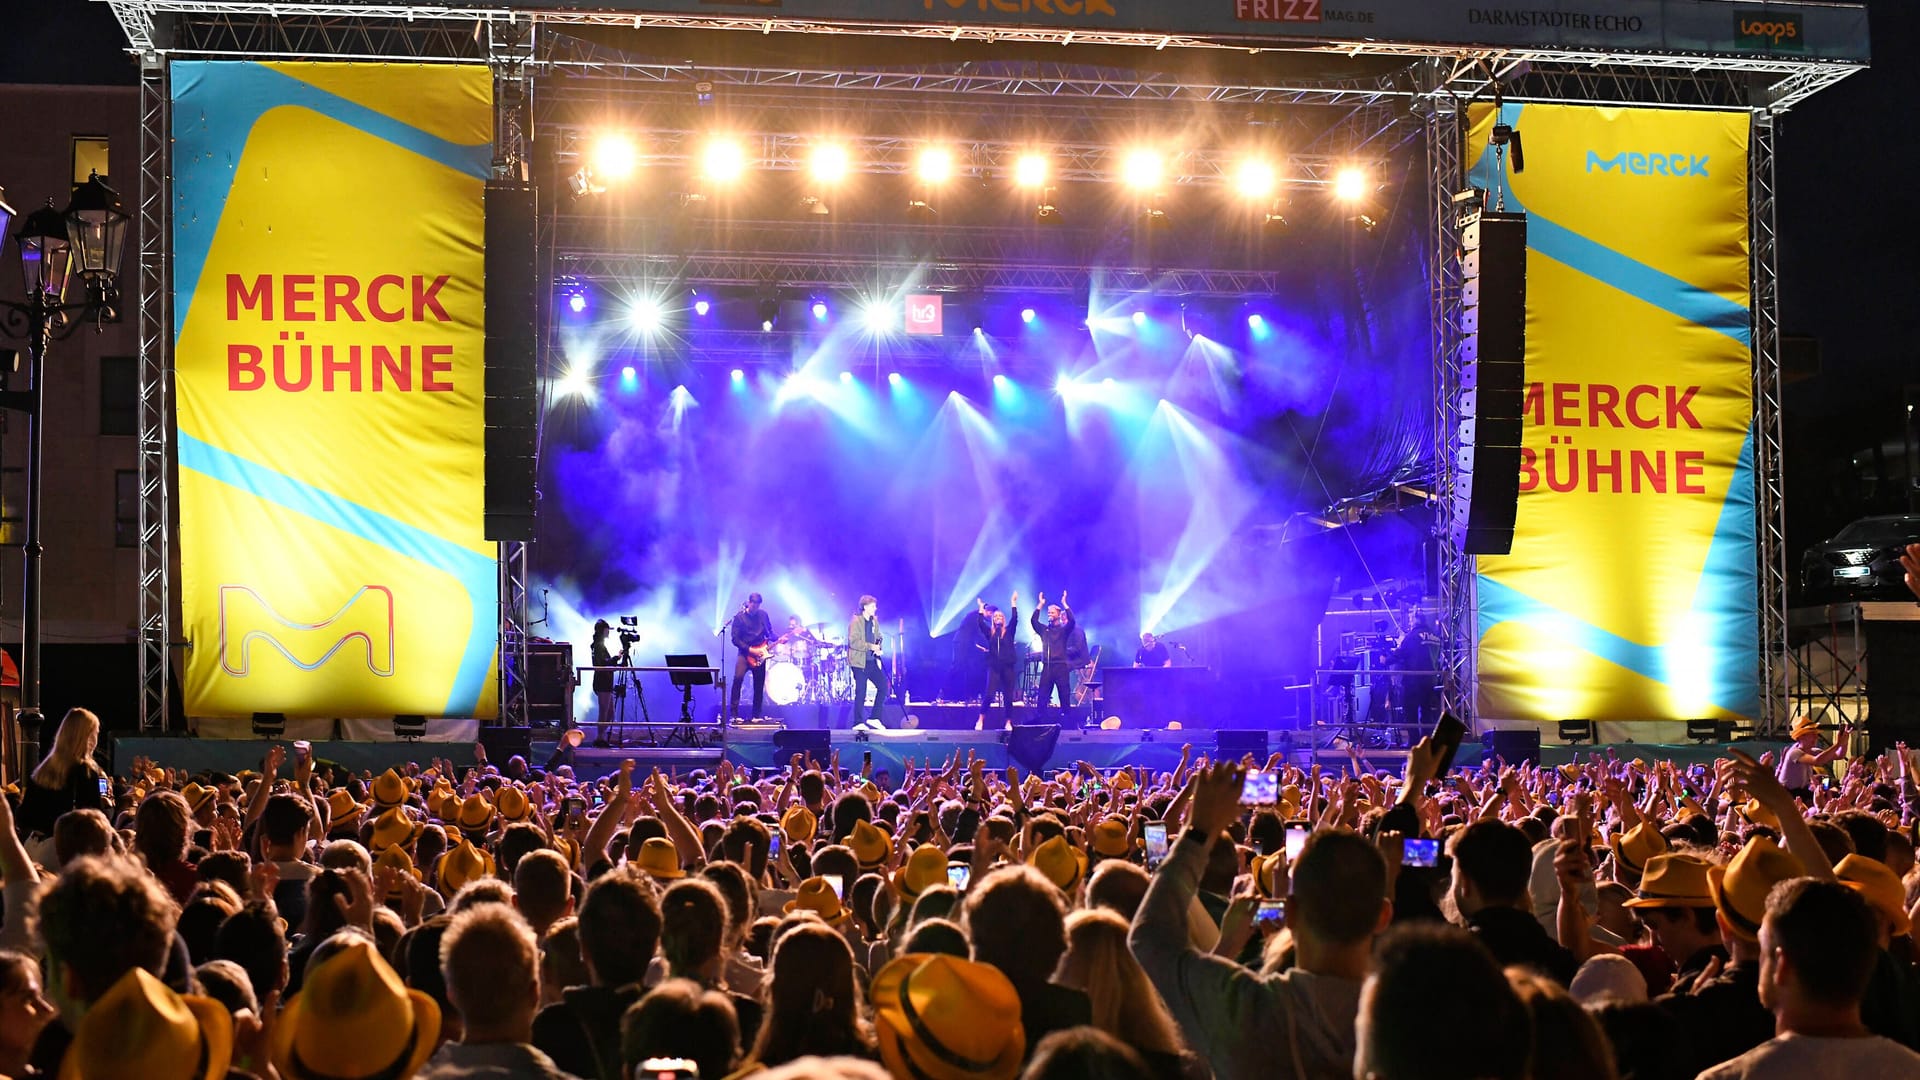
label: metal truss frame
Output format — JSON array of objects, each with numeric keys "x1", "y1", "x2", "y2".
[
  {"x1": 1750, "y1": 111, "x2": 1792, "y2": 736},
  {"x1": 136, "y1": 51, "x2": 172, "y2": 732},
  {"x1": 109, "y1": 1, "x2": 1850, "y2": 734},
  {"x1": 1421, "y1": 80, "x2": 1473, "y2": 727}
]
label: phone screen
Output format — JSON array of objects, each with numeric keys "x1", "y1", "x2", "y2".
[
  {"x1": 769, "y1": 833, "x2": 782, "y2": 858},
  {"x1": 1402, "y1": 837, "x2": 1440, "y2": 868},
  {"x1": 822, "y1": 874, "x2": 845, "y2": 901},
  {"x1": 946, "y1": 864, "x2": 971, "y2": 891},
  {"x1": 1240, "y1": 770, "x2": 1278, "y2": 806},
  {"x1": 1144, "y1": 823, "x2": 1169, "y2": 870},
  {"x1": 1284, "y1": 826, "x2": 1309, "y2": 864},
  {"x1": 1253, "y1": 899, "x2": 1287, "y2": 929},
  {"x1": 97, "y1": 776, "x2": 113, "y2": 800}
]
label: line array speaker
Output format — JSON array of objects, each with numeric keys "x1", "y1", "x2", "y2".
[
  {"x1": 1452, "y1": 210, "x2": 1528, "y2": 556},
  {"x1": 485, "y1": 180, "x2": 538, "y2": 541}
]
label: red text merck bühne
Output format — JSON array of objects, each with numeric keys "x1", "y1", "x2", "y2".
[
  {"x1": 1518, "y1": 382, "x2": 1710, "y2": 496},
  {"x1": 222, "y1": 273, "x2": 461, "y2": 393}
]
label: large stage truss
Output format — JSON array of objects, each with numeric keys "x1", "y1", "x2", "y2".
[{"x1": 108, "y1": 0, "x2": 1863, "y2": 735}]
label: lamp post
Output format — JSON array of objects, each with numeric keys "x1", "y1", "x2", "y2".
[{"x1": 0, "y1": 173, "x2": 129, "y2": 772}]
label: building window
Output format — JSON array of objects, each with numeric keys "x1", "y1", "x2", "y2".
[
  {"x1": 72, "y1": 135, "x2": 109, "y2": 186},
  {"x1": 100, "y1": 356, "x2": 136, "y2": 436},
  {"x1": 0, "y1": 469, "x2": 21, "y2": 547},
  {"x1": 115, "y1": 470, "x2": 139, "y2": 548}
]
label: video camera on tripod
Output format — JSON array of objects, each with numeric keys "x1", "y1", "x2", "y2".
[{"x1": 616, "y1": 616, "x2": 642, "y2": 651}]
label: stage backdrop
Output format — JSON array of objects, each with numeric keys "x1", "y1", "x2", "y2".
[
  {"x1": 1467, "y1": 104, "x2": 1758, "y2": 724},
  {"x1": 172, "y1": 62, "x2": 498, "y2": 719}
]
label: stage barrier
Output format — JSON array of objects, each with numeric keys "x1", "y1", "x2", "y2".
[
  {"x1": 171, "y1": 62, "x2": 498, "y2": 720},
  {"x1": 1468, "y1": 105, "x2": 1759, "y2": 725}
]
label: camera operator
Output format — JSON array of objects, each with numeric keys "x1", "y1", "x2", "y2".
[{"x1": 590, "y1": 619, "x2": 638, "y2": 748}]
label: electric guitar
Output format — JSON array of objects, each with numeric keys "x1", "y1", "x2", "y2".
[
  {"x1": 1073, "y1": 646, "x2": 1103, "y2": 706},
  {"x1": 743, "y1": 641, "x2": 775, "y2": 667}
]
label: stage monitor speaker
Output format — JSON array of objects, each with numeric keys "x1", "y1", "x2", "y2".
[
  {"x1": 1007, "y1": 725, "x2": 1062, "y2": 773},
  {"x1": 773, "y1": 730, "x2": 832, "y2": 758},
  {"x1": 485, "y1": 180, "x2": 538, "y2": 541},
  {"x1": 1481, "y1": 728, "x2": 1541, "y2": 767},
  {"x1": 479, "y1": 726, "x2": 532, "y2": 763},
  {"x1": 1214, "y1": 730, "x2": 1270, "y2": 763},
  {"x1": 1453, "y1": 210, "x2": 1527, "y2": 556}
]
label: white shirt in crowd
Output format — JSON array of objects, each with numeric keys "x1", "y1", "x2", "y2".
[{"x1": 1695, "y1": 1031, "x2": 1920, "y2": 1080}]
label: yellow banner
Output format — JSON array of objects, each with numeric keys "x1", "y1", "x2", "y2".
[
  {"x1": 172, "y1": 62, "x2": 497, "y2": 718},
  {"x1": 1467, "y1": 104, "x2": 1757, "y2": 723}
]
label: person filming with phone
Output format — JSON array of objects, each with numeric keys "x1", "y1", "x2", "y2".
[
  {"x1": 1128, "y1": 759, "x2": 1395, "y2": 1080},
  {"x1": 14, "y1": 707, "x2": 110, "y2": 846}
]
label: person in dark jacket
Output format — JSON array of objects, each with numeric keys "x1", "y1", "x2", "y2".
[
  {"x1": 1029, "y1": 592, "x2": 1077, "y2": 724},
  {"x1": 1449, "y1": 819, "x2": 1579, "y2": 985},
  {"x1": 962, "y1": 864, "x2": 1093, "y2": 1060},
  {"x1": 15, "y1": 708, "x2": 109, "y2": 842},
  {"x1": 975, "y1": 594, "x2": 1021, "y2": 730},
  {"x1": 532, "y1": 869, "x2": 661, "y2": 1080}
]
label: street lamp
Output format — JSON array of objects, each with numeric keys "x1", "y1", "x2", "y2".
[{"x1": 0, "y1": 171, "x2": 129, "y2": 771}]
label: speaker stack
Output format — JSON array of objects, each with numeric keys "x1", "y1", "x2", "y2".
[
  {"x1": 485, "y1": 180, "x2": 538, "y2": 542},
  {"x1": 1452, "y1": 210, "x2": 1528, "y2": 556}
]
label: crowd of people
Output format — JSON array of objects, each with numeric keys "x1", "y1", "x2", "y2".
[{"x1": 5, "y1": 683, "x2": 1920, "y2": 1078}]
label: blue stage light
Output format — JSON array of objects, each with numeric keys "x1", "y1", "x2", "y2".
[
  {"x1": 888, "y1": 372, "x2": 903, "y2": 386},
  {"x1": 863, "y1": 300, "x2": 896, "y2": 332},
  {"x1": 730, "y1": 368, "x2": 745, "y2": 384},
  {"x1": 1102, "y1": 376, "x2": 1116, "y2": 388},
  {"x1": 1131, "y1": 310, "x2": 1147, "y2": 327},
  {"x1": 839, "y1": 370, "x2": 853, "y2": 383},
  {"x1": 762, "y1": 319, "x2": 775, "y2": 333},
  {"x1": 1247, "y1": 314, "x2": 1264, "y2": 329},
  {"x1": 993, "y1": 374, "x2": 1010, "y2": 389},
  {"x1": 631, "y1": 298, "x2": 664, "y2": 332},
  {"x1": 1055, "y1": 373, "x2": 1073, "y2": 393},
  {"x1": 695, "y1": 299, "x2": 711, "y2": 317},
  {"x1": 567, "y1": 291, "x2": 587, "y2": 314},
  {"x1": 812, "y1": 301, "x2": 829, "y2": 321},
  {"x1": 1021, "y1": 308, "x2": 1037, "y2": 324},
  {"x1": 620, "y1": 365, "x2": 638, "y2": 390}
]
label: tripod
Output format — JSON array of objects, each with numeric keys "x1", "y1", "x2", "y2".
[{"x1": 610, "y1": 646, "x2": 650, "y2": 748}]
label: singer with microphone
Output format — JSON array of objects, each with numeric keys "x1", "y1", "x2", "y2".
[
  {"x1": 847, "y1": 595, "x2": 888, "y2": 731},
  {"x1": 1134, "y1": 631, "x2": 1172, "y2": 668}
]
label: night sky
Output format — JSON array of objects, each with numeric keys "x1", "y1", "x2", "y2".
[{"x1": 8, "y1": 1, "x2": 1913, "y2": 552}]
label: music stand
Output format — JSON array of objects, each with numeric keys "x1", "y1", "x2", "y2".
[{"x1": 666, "y1": 654, "x2": 713, "y2": 742}]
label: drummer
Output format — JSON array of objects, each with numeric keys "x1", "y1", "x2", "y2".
[{"x1": 780, "y1": 615, "x2": 819, "y2": 648}]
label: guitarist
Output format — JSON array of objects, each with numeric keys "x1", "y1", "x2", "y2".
[
  {"x1": 848, "y1": 595, "x2": 888, "y2": 730},
  {"x1": 1030, "y1": 591, "x2": 1079, "y2": 724},
  {"x1": 728, "y1": 592, "x2": 775, "y2": 722}
]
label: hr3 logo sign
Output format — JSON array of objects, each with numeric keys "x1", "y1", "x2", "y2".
[{"x1": 1734, "y1": 10, "x2": 1803, "y2": 51}]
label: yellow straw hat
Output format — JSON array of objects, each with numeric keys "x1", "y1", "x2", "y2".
[
  {"x1": 454, "y1": 794, "x2": 495, "y2": 834},
  {"x1": 367, "y1": 807, "x2": 420, "y2": 855},
  {"x1": 1621, "y1": 854, "x2": 1717, "y2": 909},
  {"x1": 635, "y1": 836, "x2": 687, "y2": 881},
  {"x1": 1090, "y1": 818, "x2": 1131, "y2": 859},
  {"x1": 1609, "y1": 821, "x2": 1668, "y2": 878},
  {"x1": 781, "y1": 806, "x2": 818, "y2": 844},
  {"x1": 495, "y1": 786, "x2": 532, "y2": 823},
  {"x1": 1026, "y1": 835, "x2": 1086, "y2": 893},
  {"x1": 59, "y1": 968, "x2": 232, "y2": 1080},
  {"x1": 1836, "y1": 854, "x2": 1912, "y2": 936},
  {"x1": 848, "y1": 820, "x2": 891, "y2": 871},
  {"x1": 270, "y1": 937, "x2": 440, "y2": 1080},
  {"x1": 894, "y1": 844, "x2": 948, "y2": 901},
  {"x1": 1706, "y1": 836, "x2": 1805, "y2": 942},
  {"x1": 872, "y1": 953, "x2": 1024, "y2": 1080},
  {"x1": 783, "y1": 876, "x2": 848, "y2": 923},
  {"x1": 436, "y1": 839, "x2": 496, "y2": 897},
  {"x1": 369, "y1": 768, "x2": 409, "y2": 810}
]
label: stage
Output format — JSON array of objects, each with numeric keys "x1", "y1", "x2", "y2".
[{"x1": 110, "y1": 731, "x2": 1788, "y2": 785}]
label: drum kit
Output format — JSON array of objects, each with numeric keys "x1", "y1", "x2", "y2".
[{"x1": 764, "y1": 624, "x2": 855, "y2": 706}]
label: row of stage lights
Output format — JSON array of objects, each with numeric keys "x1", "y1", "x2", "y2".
[
  {"x1": 564, "y1": 287, "x2": 1278, "y2": 340},
  {"x1": 556, "y1": 357, "x2": 1138, "y2": 403},
  {"x1": 574, "y1": 131, "x2": 1374, "y2": 206}
]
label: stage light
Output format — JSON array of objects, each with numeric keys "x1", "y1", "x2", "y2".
[
  {"x1": 811, "y1": 300, "x2": 829, "y2": 321},
  {"x1": 1055, "y1": 373, "x2": 1073, "y2": 393},
  {"x1": 972, "y1": 326, "x2": 984, "y2": 337},
  {"x1": 761, "y1": 320, "x2": 774, "y2": 333},
  {"x1": 589, "y1": 133, "x2": 639, "y2": 182},
  {"x1": 556, "y1": 367, "x2": 592, "y2": 400},
  {"x1": 1131, "y1": 310, "x2": 1147, "y2": 327},
  {"x1": 730, "y1": 368, "x2": 745, "y2": 384},
  {"x1": 1334, "y1": 167, "x2": 1368, "y2": 202},
  {"x1": 917, "y1": 147, "x2": 954, "y2": 184},
  {"x1": 1121, "y1": 148, "x2": 1164, "y2": 192},
  {"x1": 1235, "y1": 158, "x2": 1277, "y2": 199},
  {"x1": 1247, "y1": 313, "x2": 1265, "y2": 330},
  {"x1": 810, "y1": 143, "x2": 851, "y2": 185},
  {"x1": 1102, "y1": 376, "x2": 1116, "y2": 388},
  {"x1": 757, "y1": 296, "x2": 779, "y2": 332},
  {"x1": 1014, "y1": 153, "x2": 1048, "y2": 187},
  {"x1": 629, "y1": 297, "x2": 664, "y2": 332},
  {"x1": 888, "y1": 372, "x2": 902, "y2": 386},
  {"x1": 694, "y1": 299, "x2": 711, "y2": 317},
  {"x1": 993, "y1": 374, "x2": 1010, "y2": 389},
  {"x1": 862, "y1": 299, "x2": 896, "y2": 332},
  {"x1": 839, "y1": 370, "x2": 852, "y2": 383},
  {"x1": 620, "y1": 365, "x2": 637, "y2": 386},
  {"x1": 702, "y1": 137, "x2": 748, "y2": 184},
  {"x1": 567, "y1": 291, "x2": 587, "y2": 314},
  {"x1": 1021, "y1": 308, "x2": 1037, "y2": 325}
]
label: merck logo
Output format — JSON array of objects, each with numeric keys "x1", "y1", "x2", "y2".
[
  {"x1": 1586, "y1": 151, "x2": 1709, "y2": 178},
  {"x1": 219, "y1": 585, "x2": 396, "y2": 678}
]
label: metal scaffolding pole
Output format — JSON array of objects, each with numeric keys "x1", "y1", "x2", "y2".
[
  {"x1": 495, "y1": 16, "x2": 536, "y2": 730},
  {"x1": 1750, "y1": 111, "x2": 1793, "y2": 736},
  {"x1": 136, "y1": 49, "x2": 172, "y2": 733},
  {"x1": 1423, "y1": 87, "x2": 1474, "y2": 729}
]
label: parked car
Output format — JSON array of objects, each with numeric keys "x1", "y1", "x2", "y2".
[{"x1": 1800, "y1": 514, "x2": 1920, "y2": 601}]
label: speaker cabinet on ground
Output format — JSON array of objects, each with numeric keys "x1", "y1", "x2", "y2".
[
  {"x1": 485, "y1": 180, "x2": 538, "y2": 541},
  {"x1": 1452, "y1": 210, "x2": 1527, "y2": 556},
  {"x1": 1481, "y1": 727, "x2": 1541, "y2": 766}
]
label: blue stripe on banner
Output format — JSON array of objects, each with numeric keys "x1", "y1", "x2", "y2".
[
  {"x1": 171, "y1": 61, "x2": 491, "y2": 342},
  {"x1": 177, "y1": 430, "x2": 496, "y2": 718},
  {"x1": 1465, "y1": 104, "x2": 1751, "y2": 348}
]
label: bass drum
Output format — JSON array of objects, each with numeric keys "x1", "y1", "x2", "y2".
[{"x1": 766, "y1": 660, "x2": 805, "y2": 707}]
